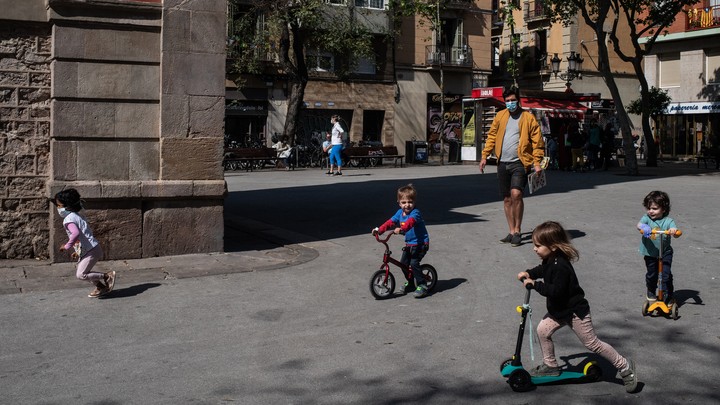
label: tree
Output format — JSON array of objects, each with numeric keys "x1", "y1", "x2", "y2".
[
  {"x1": 542, "y1": 0, "x2": 699, "y2": 173},
  {"x1": 626, "y1": 86, "x2": 671, "y2": 156},
  {"x1": 228, "y1": 0, "x2": 376, "y2": 144}
]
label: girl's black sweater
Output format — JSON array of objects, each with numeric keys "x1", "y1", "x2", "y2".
[{"x1": 527, "y1": 252, "x2": 590, "y2": 320}]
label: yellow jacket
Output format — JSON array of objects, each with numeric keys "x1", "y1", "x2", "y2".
[{"x1": 481, "y1": 108, "x2": 545, "y2": 169}]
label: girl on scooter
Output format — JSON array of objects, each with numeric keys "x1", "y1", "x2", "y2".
[{"x1": 517, "y1": 221, "x2": 638, "y2": 393}]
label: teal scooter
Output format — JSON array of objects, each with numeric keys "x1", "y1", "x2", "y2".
[{"x1": 500, "y1": 278, "x2": 602, "y2": 392}]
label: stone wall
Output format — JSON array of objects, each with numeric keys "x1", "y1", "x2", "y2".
[
  {"x1": 1, "y1": 0, "x2": 226, "y2": 262},
  {"x1": 0, "y1": 23, "x2": 52, "y2": 259}
]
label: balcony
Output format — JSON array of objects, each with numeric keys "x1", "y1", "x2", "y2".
[
  {"x1": 526, "y1": 1, "x2": 548, "y2": 21},
  {"x1": 425, "y1": 45, "x2": 473, "y2": 67},
  {"x1": 686, "y1": 5, "x2": 720, "y2": 31}
]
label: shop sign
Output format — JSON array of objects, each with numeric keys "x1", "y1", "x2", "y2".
[
  {"x1": 665, "y1": 102, "x2": 720, "y2": 114},
  {"x1": 470, "y1": 87, "x2": 504, "y2": 99}
]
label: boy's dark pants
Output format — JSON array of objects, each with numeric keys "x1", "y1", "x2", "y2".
[
  {"x1": 644, "y1": 251, "x2": 673, "y2": 299},
  {"x1": 401, "y1": 244, "x2": 429, "y2": 287}
]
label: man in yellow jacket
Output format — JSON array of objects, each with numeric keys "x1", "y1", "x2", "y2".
[{"x1": 479, "y1": 87, "x2": 545, "y2": 246}]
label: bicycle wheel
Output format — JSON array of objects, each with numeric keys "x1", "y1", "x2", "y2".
[
  {"x1": 420, "y1": 264, "x2": 438, "y2": 292},
  {"x1": 369, "y1": 269, "x2": 395, "y2": 300}
]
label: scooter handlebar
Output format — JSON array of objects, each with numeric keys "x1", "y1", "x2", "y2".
[
  {"x1": 638, "y1": 228, "x2": 682, "y2": 237},
  {"x1": 519, "y1": 276, "x2": 533, "y2": 290}
]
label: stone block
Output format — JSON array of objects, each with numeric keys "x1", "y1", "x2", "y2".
[
  {"x1": 190, "y1": 11, "x2": 226, "y2": 54},
  {"x1": 160, "y1": 93, "x2": 189, "y2": 138},
  {"x1": 100, "y1": 181, "x2": 142, "y2": 199},
  {"x1": 161, "y1": 9, "x2": 191, "y2": 53},
  {"x1": 129, "y1": 141, "x2": 160, "y2": 180},
  {"x1": 15, "y1": 155, "x2": 35, "y2": 175},
  {"x1": 47, "y1": 180, "x2": 102, "y2": 200},
  {"x1": 115, "y1": 102, "x2": 159, "y2": 138},
  {"x1": 0, "y1": 152, "x2": 14, "y2": 174},
  {"x1": 128, "y1": 64, "x2": 160, "y2": 100},
  {"x1": 50, "y1": 141, "x2": 76, "y2": 180},
  {"x1": 164, "y1": 0, "x2": 226, "y2": 13},
  {"x1": 77, "y1": 141, "x2": 129, "y2": 180},
  {"x1": 192, "y1": 180, "x2": 226, "y2": 197},
  {"x1": 50, "y1": 60, "x2": 78, "y2": 99},
  {"x1": 141, "y1": 200, "x2": 223, "y2": 257},
  {"x1": 0, "y1": 72, "x2": 27, "y2": 86},
  {"x1": 160, "y1": 138, "x2": 223, "y2": 180},
  {"x1": 162, "y1": 53, "x2": 224, "y2": 97},
  {"x1": 188, "y1": 95, "x2": 224, "y2": 138},
  {"x1": 6, "y1": 177, "x2": 45, "y2": 197},
  {"x1": 0, "y1": 0, "x2": 47, "y2": 22},
  {"x1": 140, "y1": 180, "x2": 193, "y2": 198},
  {"x1": 83, "y1": 102, "x2": 116, "y2": 137},
  {"x1": 29, "y1": 72, "x2": 50, "y2": 87},
  {"x1": 0, "y1": 87, "x2": 16, "y2": 105}
]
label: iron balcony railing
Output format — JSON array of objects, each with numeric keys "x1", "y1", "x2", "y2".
[
  {"x1": 425, "y1": 45, "x2": 473, "y2": 67},
  {"x1": 527, "y1": 0, "x2": 548, "y2": 20},
  {"x1": 686, "y1": 5, "x2": 720, "y2": 31}
]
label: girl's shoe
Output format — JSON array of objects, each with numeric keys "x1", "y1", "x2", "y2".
[
  {"x1": 620, "y1": 359, "x2": 638, "y2": 393},
  {"x1": 104, "y1": 271, "x2": 116, "y2": 292},
  {"x1": 530, "y1": 364, "x2": 560, "y2": 376}
]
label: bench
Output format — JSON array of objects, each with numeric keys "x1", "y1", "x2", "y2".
[
  {"x1": 344, "y1": 146, "x2": 404, "y2": 168},
  {"x1": 223, "y1": 147, "x2": 278, "y2": 171}
]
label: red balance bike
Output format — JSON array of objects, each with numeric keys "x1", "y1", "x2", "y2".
[
  {"x1": 369, "y1": 233, "x2": 437, "y2": 299},
  {"x1": 640, "y1": 228, "x2": 682, "y2": 320}
]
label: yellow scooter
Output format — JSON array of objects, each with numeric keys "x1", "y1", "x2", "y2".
[{"x1": 640, "y1": 228, "x2": 682, "y2": 320}]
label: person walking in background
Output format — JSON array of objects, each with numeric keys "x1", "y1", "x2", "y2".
[
  {"x1": 372, "y1": 184, "x2": 430, "y2": 298},
  {"x1": 600, "y1": 122, "x2": 615, "y2": 170},
  {"x1": 479, "y1": 86, "x2": 545, "y2": 247},
  {"x1": 51, "y1": 188, "x2": 115, "y2": 298},
  {"x1": 568, "y1": 121, "x2": 585, "y2": 172},
  {"x1": 322, "y1": 131, "x2": 333, "y2": 175},
  {"x1": 517, "y1": 221, "x2": 638, "y2": 393},
  {"x1": 329, "y1": 115, "x2": 344, "y2": 176},
  {"x1": 637, "y1": 190, "x2": 680, "y2": 304},
  {"x1": 587, "y1": 120, "x2": 602, "y2": 170}
]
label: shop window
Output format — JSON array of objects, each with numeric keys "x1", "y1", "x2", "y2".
[
  {"x1": 706, "y1": 49, "x2": 720, "y2": 84},
  {"x1": 659, "y1": 53, "x2": 680, "y2": 88}
]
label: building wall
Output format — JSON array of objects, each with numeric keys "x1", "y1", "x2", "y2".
[
  {"x1": 1, "y1": 0, "x2": 227, "y2": 261},
  {"x1": 0, "y1": 21, "x2": 52, "y2": 259}
]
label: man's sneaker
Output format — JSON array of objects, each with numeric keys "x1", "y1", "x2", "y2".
[
  {"x1": 499, "y1": 233, "x2": 513, "y2": 243},
  {"x1": 646, "y1": 290, "x2": 657, "y2": 301},
  {"x1": 510, "y1": 233, "x2": 522, "y2": 247},
  {"x1": 620, "y1": 358, "x2": 638, "y2": 393},
  {"x1": 530, "y1": 364, "x2": 560, "y2": 377},
  {"x1": 104, "y1": 271, "x2": 116, "y2": 293},
  {"x1": 413, "y1": 284, "x2": 428, "y2": 298},
  {"x1": 397, "y1": 281, "x2": 414, "y2": 295}
]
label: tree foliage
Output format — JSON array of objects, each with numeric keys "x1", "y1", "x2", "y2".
[
  {"x1": 542, "y1": 0, "x2": 699, "y2": 172},
  {"x1": 627, "y1": 86, "x2": 671, "y2": 118}
]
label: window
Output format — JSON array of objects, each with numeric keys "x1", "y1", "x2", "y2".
[
  {"x1": 354, "y1": 55, "x2": 376, "y2": 74},
  {"x1": 325, "y1": 0, "x2": 347, "y2": 5},
  {"x1": 355, "y1": 0, "x2": 385, "y2": 9},
  {"x1": 307, "y1": 49, "x2": 335, "y2": 72},
  {"x1": 707, "y1": 49, "x2": 720, "y2": 84},
  {"x1": 659, "y1": 53, "x2": 680, "y2": 88}
]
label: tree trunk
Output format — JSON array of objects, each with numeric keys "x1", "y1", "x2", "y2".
[
  {"x1": 284, "y1": 80, "x2": 306, "y2": 144},
  {"x1": 642, "y1": 111, "x2": 658, "y2": 167}
]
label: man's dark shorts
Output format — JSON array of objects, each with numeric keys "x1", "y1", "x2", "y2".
[{"x1": 497, "y1": 161, "x2": 528, "y2": 197}]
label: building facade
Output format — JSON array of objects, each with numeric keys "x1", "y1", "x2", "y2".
[
  {"x1": 641, "y1": 1, "x2": 720, "y2": 158},
  {"x1": 1, "y1": 0, "x2": 226, "y2": 261}
]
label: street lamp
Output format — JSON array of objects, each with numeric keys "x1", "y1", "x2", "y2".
[{"x1": 550, "y1": 51, "x2": 584, "y2": 86}]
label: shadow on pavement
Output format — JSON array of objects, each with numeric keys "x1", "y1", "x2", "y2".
[{"x1": 99, "y1": 283, "x2": 161, "y2": 299}]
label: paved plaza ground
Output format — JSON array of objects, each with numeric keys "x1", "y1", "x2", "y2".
[{"x1": 1, "y1": 162, "x2": 719, "y2": 404}]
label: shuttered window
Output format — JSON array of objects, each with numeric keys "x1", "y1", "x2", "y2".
[{"x1": 659, "y1": 53, "x2": 680, "y2": 88}]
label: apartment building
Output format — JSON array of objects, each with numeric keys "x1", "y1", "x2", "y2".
[
  {"x1": 641, "y1": 1, "x2": 720, "y2": 158},
  {"x1": 227, "y1": 0, "x2": 396, "y2": 148},
  {"x1": 488, "y1": 0, "x2": 640, "y2": 136}
]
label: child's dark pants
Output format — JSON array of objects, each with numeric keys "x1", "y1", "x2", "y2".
[
  {"x1": 400, "y1": 244, "x2": 429, "y2": 288},
  {"x1": 644, "y1": 251, "x2": 673, "y2": 299}
]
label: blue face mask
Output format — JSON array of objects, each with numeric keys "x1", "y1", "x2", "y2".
[{"x1": 505, "y1": 101, "x2": 518, "y2": 112}]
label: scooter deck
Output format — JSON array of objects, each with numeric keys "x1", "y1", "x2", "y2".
[{"x1": 502, "y1": 364, "x2": 591, "y2": 384}]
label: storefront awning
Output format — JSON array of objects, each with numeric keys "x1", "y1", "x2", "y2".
[{"x1": 521, "y1": 98, "x2": 588, "y2": 119}]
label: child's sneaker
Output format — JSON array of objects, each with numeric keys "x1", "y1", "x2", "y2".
[
  {"x1": 397, "y1": 281, "x2": 413, "y2": 295},
  {"x1": 88, "y1": 287, "x2": 104, "y2": 298},
  {"x1": 646, "y1": 290, "x2": 657, "y2": 301},
  {"x1": 104, "y1": 271, "x2": 116, "y2": 293},
  {"x1": 413, "y1": 284, "x2": 428, "y2": 298},
  {"x1": 530, "y1": 364, "x2": 560, "y2": 376},
  {"x1": 620, "y1": 358, "x2": 638, "y2": 393}
]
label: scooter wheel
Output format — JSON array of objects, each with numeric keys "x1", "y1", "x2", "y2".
[
  {"x1": 499, "y1": 358, "x2": 513, "y2": 372},
  {"x1": 671, "y1": 302, "x2": 678, "y2": 320},
  {"x1": 508, "y1": 369, "x2": 533, "y2": 392},
  {"x1": 583, "y1": 362, "x2": 603, "y2": 382},
  {"x1": 641, "y1": 301, "x2": 649, "y2": 317}
]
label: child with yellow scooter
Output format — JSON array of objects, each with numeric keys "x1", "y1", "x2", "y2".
[{"x1": 637, "y1": 191, "x2": 682, "y2": 319}]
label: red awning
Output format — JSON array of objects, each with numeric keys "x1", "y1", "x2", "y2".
[{"x1": 520, "y1": 97, "x2": 588, "y2": 119}]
